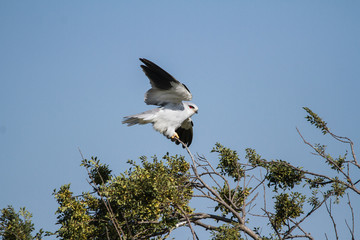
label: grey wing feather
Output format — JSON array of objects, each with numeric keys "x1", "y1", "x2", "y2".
[
  {"x1": 139, "y1": 58, "x2": 192, "y2": 106},
  {"x1": 175, "y1": 118, "x2": 194, "y2": 148}
]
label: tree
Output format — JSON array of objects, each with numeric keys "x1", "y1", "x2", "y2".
[
  {"x1": 0, "y1": 206, "x2": 45, "y2": 240},
  {"x1": 1, "y1": 107, "x2": 358, "y2": 239}
]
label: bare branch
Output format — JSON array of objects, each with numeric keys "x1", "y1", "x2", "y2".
[
  {"x1": 296, "y1": 128, "x2": 350, "y2": 179},
  {"x1": 284, "y1": 194, "x2": 329, "y2": 238},
  {"x1": 177, "y1": 139, "x2": 261, "y2": 240},
  {"x1": 325, "y1": 129, "x2": 358, "y2": 168},
  {"x1": 193, "y1": 220, "x2": 218, "y2": 231},
  {"x1": 262, "y1": 207, "x2": 281, "y2": 239},
  {"x1": 325, "y1": 200, "x2": 338, "y2": 240},
  {"x1": 286, "y1": 219, "x2": 314, "y2": 240},
  {"x1": 176, "y1": 204, "x2": 198, "y2": 240},
  {"x1": 345, "y1": 193, "x2": 355, "y2": 240},
  {"x1": 296, "y1": 127, "x2": 360, "y2": 196},
  {"x1": 245, "y1": 192, "x2": 259, "y2": 208}
]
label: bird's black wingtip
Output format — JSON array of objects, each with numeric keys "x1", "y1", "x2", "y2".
[{"x1": 139, "y1": 58, "x2": 150, "y2": 65}]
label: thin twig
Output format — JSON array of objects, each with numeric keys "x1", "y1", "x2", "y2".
[
  {"x1": 345, "y1": 193, "x2": 355, "y2": 240},
  {"x1": 325, "y1": 200, "x2": 338, "y2": 240},
  {"x1": 296, "y1": 128, "x2": 351, "y2": 181},
  {"x1": 284, "y1": 194, "x2": 329, "y2": 238},
  {"x1": 176, "y1": 204, "x2": 198, "y2": 240}
]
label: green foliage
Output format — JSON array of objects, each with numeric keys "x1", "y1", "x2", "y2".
[
  {"x1": 53, "y1": 154, "x2": 193, "y2": 239},
  {"x1": 211, "y1": 224, "x2": 243, "y2": 240},
  {"x1": 108, "y1": 154, "x2": 193, "y2": 238},
  {"x1": 81, "y1": 156, "x2": 112, "y2": 185},
  {"x1": 272, "y1": 192, "x2": 305, "y2": 230},
  {"x1": 327, "y1": 177, "x2": 347, "y2": 203},
  {"x1": 265, "y1": 160, "x2": 304, "y2": 191},
  {"x1": 303, "y1": 107, "x2": 328, "y2": 134},
  {"x1": 246, "y1": 148, "x2": 307, "y2": 230},
  {"x1": 0, "y1": 206, "x2": 45, "y2": 240},
  {"x1": 245, "y1": 148, "x2": 262, "y2": 166},
  {"x1": 53, "y1": 184, "x2": 97, "y2": 239},
  {"x1": 246, "y1": 149, "x2": 304, "y2": 191},
  {"x1": 212, "y1": 143, "x2": 244, "y2": 181},
  {"x1": 214, "y1": 184, "x2": 251, "y2": 216},
  {"x1": 333, "y1": 153, "x2": 346, "y2": 172},
  {"x1": 306, "y1": 177, "x2": 326, "y2": 189},
  {"x1": 53, "y1": 157, "x2": 117, "y2": 239},
  {"x1": 308, "y1": 190, "x2": 320, "y2": 208},
  {"x1": 314, "y1": 144, "x2": 347, "y2": 172}
]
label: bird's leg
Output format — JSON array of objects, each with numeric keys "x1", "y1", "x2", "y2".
[{"x1": 171, "y1": 133, "x2": 179, "y2": 139}]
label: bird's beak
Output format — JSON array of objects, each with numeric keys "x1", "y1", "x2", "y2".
[{"x1": 195, "y1": 110, "x2": 198, "y2": 114}]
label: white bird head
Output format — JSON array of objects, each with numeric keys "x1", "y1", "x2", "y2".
[{"x1": 184, "y1": 102, "x2": 199, "y2": 115}]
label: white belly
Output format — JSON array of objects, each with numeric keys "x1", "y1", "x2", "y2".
[{"x1": 152, "y1": 108, "x2": 189, "y2": 138}]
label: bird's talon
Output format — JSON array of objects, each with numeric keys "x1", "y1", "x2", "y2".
[{"x1": 171, "y1": 133, "x2": 179, "y2": 139}]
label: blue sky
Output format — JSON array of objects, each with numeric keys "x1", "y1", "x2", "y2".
[{"x1": 1, "y1": 1, "x2": 359, "y2": 238}]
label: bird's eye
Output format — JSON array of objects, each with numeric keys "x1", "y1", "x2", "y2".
[{"x1": 189, "y1": 105, "x2": 194, "y2": 109}]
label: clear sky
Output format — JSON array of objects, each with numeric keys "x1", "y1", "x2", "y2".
[{"x1": 1, "y1": 1, "x2": 359, "y2": 239}]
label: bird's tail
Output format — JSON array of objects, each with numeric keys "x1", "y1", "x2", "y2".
[
  {"x1": 122, "y1": 109, "x2": 157, "y2": 126},
  {"x1": 122, "y1": 116, "x2": 142, "y2": 126}
]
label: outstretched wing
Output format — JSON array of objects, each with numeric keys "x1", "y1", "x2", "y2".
[
  {"x1": 174, "y1": 118, "x2": 194, "y2": 148},
  {"x1": 140, "y1": 58, "x2": 192, "y2": 106}
]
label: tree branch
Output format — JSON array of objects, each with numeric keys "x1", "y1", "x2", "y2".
[
  {"x1": 177, "y1": 139, "x2": 261, "y2": 240},
  {"x1": 325, "y1": 200, "x2": 338, "y2": 240}
]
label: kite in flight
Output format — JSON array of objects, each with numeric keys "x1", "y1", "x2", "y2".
[{"x1": 122, "y1": 58, "x2": 198, "y2": 147}]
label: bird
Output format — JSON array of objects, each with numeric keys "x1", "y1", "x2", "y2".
[{"x1": 122, "y1": 58, "x2": 198, "y2": 147}]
